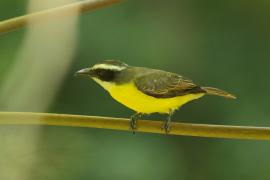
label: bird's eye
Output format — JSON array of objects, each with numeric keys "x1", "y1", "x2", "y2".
[
  {"x1": 96, "y1": 69, "x2": 104, "y2": 76},
  {"x1": 96, "y1": 69, "x2": 116, "y2": 82}
]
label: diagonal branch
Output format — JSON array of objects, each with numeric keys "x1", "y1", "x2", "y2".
[
  {"x1": 0, "y1": 112, "x2": 270, "y2": 140},
  {"x1": 0, "y1": 0, "x2": 123, "y2": 34}
]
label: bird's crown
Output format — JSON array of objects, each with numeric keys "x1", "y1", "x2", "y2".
[{"x1": 92, "y1": 60, "x2": 128, "y2": 71}]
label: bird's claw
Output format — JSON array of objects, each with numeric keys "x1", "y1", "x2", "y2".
[
  {"x1": 130, "y1": 113, "x2": 141, "y2": 134},
  {"x1": 162, "y1": 111, "x2": 173, "y2": 134},
  {"x1": 130, "y1": 118, "x2": 137, "y2": 134},
  {"x1": 162, "y1": 121, "x2": 171, "y2": 134}
]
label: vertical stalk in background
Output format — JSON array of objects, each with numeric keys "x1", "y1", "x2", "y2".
[{"x1": 0, "y1": 0, "x2": 79, "y2": 179}]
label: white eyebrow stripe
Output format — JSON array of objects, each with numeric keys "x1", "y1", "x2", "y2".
[{"x1": 92, "y1": 64, "x2": 126, "y2": 71}]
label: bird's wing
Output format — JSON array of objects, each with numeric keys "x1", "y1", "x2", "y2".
[{"x1": 134, "y1": 70, "x2": 204, "y2": 98}]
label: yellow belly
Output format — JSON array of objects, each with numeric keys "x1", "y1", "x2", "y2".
[{"x1": 102, "y1": 81, "x2": 205, "y2": 114}]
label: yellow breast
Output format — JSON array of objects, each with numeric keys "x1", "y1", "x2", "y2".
[{"x1": 94, "y1": 78, "x2": 204, "y2": 114}]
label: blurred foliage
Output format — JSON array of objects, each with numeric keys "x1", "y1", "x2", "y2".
[{"x1": 1, "y1": 0, "x2": 270, "y2": 180}]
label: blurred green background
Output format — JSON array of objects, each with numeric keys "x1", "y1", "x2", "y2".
[{"x1": 1, "y1": 0, "x2": 270, "y2": 180}]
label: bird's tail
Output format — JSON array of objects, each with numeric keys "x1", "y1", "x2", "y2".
[{"x1": 202, "y1": 87, "x2": 236, "y2": 99}]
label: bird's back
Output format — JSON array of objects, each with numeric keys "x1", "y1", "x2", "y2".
[{"x1": 132, "y1": 67, "x2": 205, "y2": 98}]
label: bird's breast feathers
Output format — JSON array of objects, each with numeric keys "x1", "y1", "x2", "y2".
[{"x1": 93, "y1": 78, "x2": 204, "y2": 114}]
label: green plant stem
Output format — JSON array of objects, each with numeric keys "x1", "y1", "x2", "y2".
[
  {"x1": 1, "y1": 112, "x2": 270, "y2": 140},
  {"x1": 0, "y1": 0, "x2": 123, "y2": 34}
]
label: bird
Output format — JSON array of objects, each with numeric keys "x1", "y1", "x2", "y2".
[{"x1": 75, "y1": 60, "x2": 236, "y2": 134}]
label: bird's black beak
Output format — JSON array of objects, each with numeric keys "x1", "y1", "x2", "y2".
[{"x1": 75, "y1": 68, "x2": 94, "y2": 77}]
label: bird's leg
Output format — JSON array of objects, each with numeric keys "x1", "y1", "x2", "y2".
[
  {"x1": 130, "y1": 113, "x2": 142, "y2": 134},
  {"x1": 163, "y1": 110, "x2": 173, "y2": 134}
]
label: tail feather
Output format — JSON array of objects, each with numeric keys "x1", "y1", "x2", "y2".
[{"x1": 202, "y1": 87, "x2": 236, "y2": 99}]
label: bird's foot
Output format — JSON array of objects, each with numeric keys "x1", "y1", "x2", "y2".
[
  {"x1": 162, "y1": 111, "x2": 173, "y2": 134},
  {"x1": 130, "y1": 113, "x2": 142, "y2": 134},
  {"x1": 162, "y1": 120, "x2": 171, "y2": 134}
]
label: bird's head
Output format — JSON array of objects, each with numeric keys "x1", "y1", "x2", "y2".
[{"x1": 75, "y1": 60, "x2": 129, "y2": 83}]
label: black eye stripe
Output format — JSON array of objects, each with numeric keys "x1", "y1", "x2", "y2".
[{"x1": 94, "y1": 69, "x2": 119, "y2": 82}]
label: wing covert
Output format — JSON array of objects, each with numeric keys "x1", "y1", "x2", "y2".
[{"x1": 134, "y1": 70, "x2": 204, "y2": 98}]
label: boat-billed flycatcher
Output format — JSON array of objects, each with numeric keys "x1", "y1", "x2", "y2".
[{"x1": 75, "y1": 60, "x2": 236, "y2": 133}]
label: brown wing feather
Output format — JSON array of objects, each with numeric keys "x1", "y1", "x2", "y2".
[{"x1": 134, "y1": 69, "x2": 205, "y2": 98}]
